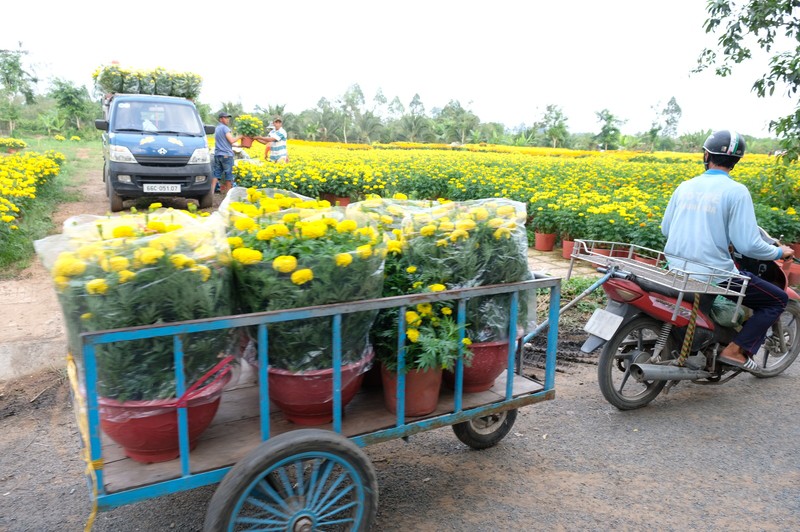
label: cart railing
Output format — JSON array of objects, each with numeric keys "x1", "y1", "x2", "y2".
[{"x1": 76, "y1": 274, "x2": 561, "y2": 510}]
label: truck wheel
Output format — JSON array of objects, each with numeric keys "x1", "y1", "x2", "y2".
[
  {"x1": 198, "y1": 191, "x2": 213, "y2": 209},
  {"x1": 204, "y1": 429, "x2": 378, "y2": 532},
  {"x1": 106, "y1": 179, "x2": 124, "y2": 212}
]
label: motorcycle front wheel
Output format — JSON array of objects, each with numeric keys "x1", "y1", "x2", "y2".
[
  {"x1": 752, "y1": 300, "x2": 800, "y2": 378},
  {"x1": 598, "y1": 316, "x2": 676, "y2": 410}
]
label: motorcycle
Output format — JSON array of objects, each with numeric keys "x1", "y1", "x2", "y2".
[{"x1": 572, "y1": 234, "x2": 800, "y2": 410}]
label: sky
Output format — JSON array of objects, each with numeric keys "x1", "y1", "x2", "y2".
[{"x1": 4, "y1": 0, "x2": 797, "y2": 138}]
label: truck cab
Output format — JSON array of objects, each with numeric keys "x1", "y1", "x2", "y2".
[{"x1": 95, "y1": 94, "x2": 216, "y2": 212}]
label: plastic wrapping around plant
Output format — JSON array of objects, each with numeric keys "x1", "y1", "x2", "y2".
[
  {"x1": 350, "y1": 195, "x2": 536, "y2": 373},
  {"x1": 34, "y1": 209, "x2": 236, "y2": 404},
  {"x1": 92, "y1": 64, "x2": 203, "y2": 99},
  {"x1": 225, "y1": 188, "x2": 387, "y2": 374}
]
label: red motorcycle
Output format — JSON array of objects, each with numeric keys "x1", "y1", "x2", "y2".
[{"x1": 573, "y1": 235, "x2": 800, "y2": 410}]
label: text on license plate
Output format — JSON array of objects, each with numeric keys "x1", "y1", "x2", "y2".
[
  {"x1": 144, "y1": 184, "x2": 181, "y2": 193},
  {"x1": 583, "y1": 308, "x2": 624, "y2": 341}
]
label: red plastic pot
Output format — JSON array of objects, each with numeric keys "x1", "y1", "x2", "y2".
[
  {"x1": 534, "y1": 232, "x2": 557, "y2": 251},
  {"x1": 268, "y1": 352, "x2": 373, "y2": 425},
  {"x1": 99, "y1": 371, "x2": 231, "y2": 464},
  {"x1": 561, "y1": 239, "x2": 575, "y2": 260},
  {"x1": 380, "y1": 364, "x2": 442, "y2": 417},
  {"x1": 320, "y1": 193, "x2": 351, "y2": 206}
]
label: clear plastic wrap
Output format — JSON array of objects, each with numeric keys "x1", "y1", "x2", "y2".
[{"x1": 34, "y1": 209, "x2": 236, "y2": 410}]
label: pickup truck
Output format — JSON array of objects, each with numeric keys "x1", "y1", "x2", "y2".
[{"x1": 95, "y1": 94, "x2": 216, "y2": 212}]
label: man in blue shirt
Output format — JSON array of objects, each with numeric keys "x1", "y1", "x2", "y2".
[
  {"x1": 661, "y1": 130, "x2": 794, "y2": 372},
  {"x1": 212, "y1": 112, "x2": 241, "y2": 195}
]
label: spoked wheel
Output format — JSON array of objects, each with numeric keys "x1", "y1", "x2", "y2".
[
  {"x1": 452, "y1": 409, "x2": 517, "y2": 449},
  {"x1": 598, "y1": 316, "x2": 676, "y2": 410},
  {"x1": 204, "y1": 429, "x2": 378, "y2": 532},
  {"x1": 752, "y1": 301, "x2": 800, "y2": 378}
]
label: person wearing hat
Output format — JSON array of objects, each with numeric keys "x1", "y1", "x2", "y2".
[
  {"x1": 255, "y1": 116, "x2": 288, "y2": 163},
  {"x1": 212, "y1": 112, "x2": 242, "y2": 195}
]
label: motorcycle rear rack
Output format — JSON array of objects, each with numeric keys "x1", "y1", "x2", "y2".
[{"x1": 568, "y1": 240, "x2": 749, "y2": 321}]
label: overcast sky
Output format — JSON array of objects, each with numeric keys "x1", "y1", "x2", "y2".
[{"x1": 5, "y1": 0, "x2": 796, "y2": 137}]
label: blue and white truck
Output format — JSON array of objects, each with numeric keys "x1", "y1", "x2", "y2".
[{"x1": 95, "y1": 94, "x2": 216, "y2": 212}]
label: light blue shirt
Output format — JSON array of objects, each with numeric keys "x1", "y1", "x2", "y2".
[
  {"x1": 214, "y1": 123, "x2": 234, "y2": 157},
  {"x1": 661, "y1": 169, "x2": 782, "y2": 277}
]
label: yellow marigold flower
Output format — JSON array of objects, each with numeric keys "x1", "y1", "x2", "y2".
[
  {"x1": 420, "y1": 224, "x2": 437, "y2": 237},
  {"x1": 497, "y1": 205, "x2": 516, "y2": 218},
  {"x1": 227, "y1": 236, "x2": 244, "y2": 248},
  {"x1": 282, "y1": 213, "x2": 300, "y2": 224},
  {"x1": 335, "y1": 253, "x2": 353, "y2": 267},
  {"x1": 81, "y1": 313, "x2": 92, "y2": 320},
  {"x1": 406, "y1": 265, "x2": 417, "y2": 274},
  {"x1": 416, "y1": 303, "x2": 433, "y2": 316},
  {"x1": 387, "y1": 206, "x2": 405, "y2": 217},
  {"x1": 193, "y1": 244, "x2": 217, "y2": 261},
  {"x1": 462, "y1": 338, "x2": 473, "y2": 346},
  {"x1": 234, "y1": 217, "x2": 256, "y2": 231},
  {"x1": 54, "y1": 276, "x2": 70, "y2": 291},
  {"x1": 405, "y1": 310, "x2": 422, "y2": 326},
  {"x1": 149, "y1": 202, "x2": 163, "y2": 210},
  {"x1": 232, "y1": 247, "x2": 263, "y2": 265},
  {"x1": 1, "y1": 215, "x2": 14, "y2": 223},
  {"x1": 138, "y1": 247, "x2": 165, "y2": 265},
  {"x1": 428, "y1": 283, "x2": 446, "y2": 292},
  {"x1": 449, "y1": 229, "x2": 469, "y2": 242},
  {"x1": 118, "y1": 270, "x2": 136, "y2": 283},
  {"x1": 53, "y1": 256, "x2": 87, "y2": 277},
  {"x1": 356, "y1": 244, "x2": 372, "y2": 259},
  {"x1": 412, "y1": 281, "x2": 423, "y2": 289},
  {"x1": 86, "y1": 278, "x2": 109, "y2": 295},
  {"x1": 455, "y1": 219, "x2": 476, "y2": 231},
  {"x1": 392, "y1": 192, "x2": 408, "y2": 200},
  {"x1": 441, "y1": 307, "x2": 453, "y2": 316},
  {"x1": 379, "y1": 215, "x2": 394, "y2": 225},
  {"x1": 147, "y1": 220, "x2": 167, "y2": 233},
  {"x1": 439, "y1": 221, "x2": 455, "y2": 232},
  {"x1": 336, "y1": 219, "x2": 358, "y2": 233},
  {"x1": 406, "y1": 328, "x2": 420, "y2": 343},
  {"x1": 149, "y1": 234, "x2": 178, "y2": 251},
  {"x1": 170, "y1": 253, "x2": 195, "y2": 269},
  {"x1": 108, "y1": 255, "x2": 130, "y2": 271},
  {"x1": 192, "y1": 265, "x2": 211, "y2": 282},
  {"x1": 436, "y1": 239, "x2": 448, "y2": 247},
  {"x1": 273, "y1": 255, "x2": 298, "y2": 273},
  {"x1": 112, "y1": 225, "x2": 136, "y2": 238},
  {"x1": 387, "y1": 239, "x2": 403, "y2": 254},
  {"x1": 291, "y1": 268, "x2": 314, "y2": 285},
  {"x1": 493, "y1": 227, "x2": 512, "y2": 240},
  {"x1": 301, "y1": 220, "x2": 328, "y2": 239},
  {"x1": 470, "y1": 207, "x2": 490, "y2": 221}
]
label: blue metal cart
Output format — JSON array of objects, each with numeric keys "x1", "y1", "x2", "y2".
[{"x1": 72, "y1": 275, "x2": 560, "y2": 531}]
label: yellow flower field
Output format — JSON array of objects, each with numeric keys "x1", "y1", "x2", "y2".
[{"x1": 0, "y1": 150, "x2": 65, "y2": 236}]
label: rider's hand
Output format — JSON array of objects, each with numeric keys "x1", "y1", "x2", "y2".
[{"x1": 779, "y1": 244, "x2": 795, "y2": 260}]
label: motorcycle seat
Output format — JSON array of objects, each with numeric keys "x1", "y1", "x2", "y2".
[{"x1": 634, "y1": 276, "x2": 715, "y2": 312}]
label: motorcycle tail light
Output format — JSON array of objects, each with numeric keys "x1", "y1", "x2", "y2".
[{"x1": 605, "y1": 284, "x2": 643, "y2": 302}]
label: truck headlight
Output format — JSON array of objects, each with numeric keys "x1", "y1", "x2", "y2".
[
  {"x1": 109, "y1": 145, "x2": 136, "y2": 163},
  {"x1": 188, "y1": 148, "x2": 210, "y2": 164}
]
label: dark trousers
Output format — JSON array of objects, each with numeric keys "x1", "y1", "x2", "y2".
[{"x1": 725, "y1": 271, "x2": 788, "y2": 355}]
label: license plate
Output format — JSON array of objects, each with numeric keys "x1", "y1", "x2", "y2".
[
  {"x1": 584, "y1": 308, "x2": 624, "y2": 340},
  {"x1": 143, "y1": 183, "x2": 181, "y2": 193}
]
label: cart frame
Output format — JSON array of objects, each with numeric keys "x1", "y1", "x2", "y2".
[{"x1": 73, "y1": 275, "x2": 561, "y2": 522}]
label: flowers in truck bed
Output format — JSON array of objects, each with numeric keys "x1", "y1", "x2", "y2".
[{"x1": 93, "y1": 64, "x2": 203, "y2": 100}]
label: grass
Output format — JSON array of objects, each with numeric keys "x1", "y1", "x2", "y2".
[
  {"x1": 537, "y1": 275, "x2": 607, "y2": 330},
  {"x1": 0, "y1": 138, "x2": 103, "y2": 279}
]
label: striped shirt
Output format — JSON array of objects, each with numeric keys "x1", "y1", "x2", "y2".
[{"x1": 269, "y1": 127, "x2": 288, "y2": 162}]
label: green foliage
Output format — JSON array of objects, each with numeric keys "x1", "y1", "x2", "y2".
[
  {"x1": 753, "y1": 203, "x2": 800, "y2": 243},
  {"x1": 234, "y1": 114, "x2": 264, "y2": 137}
]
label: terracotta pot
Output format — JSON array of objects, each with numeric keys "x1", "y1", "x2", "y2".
[
  {"x1": 788, "y1": 262, "x2": 800, "y2": 287},
  {"x1": 534, "y1": 232, "x2": 557, "y2": 251},
  {"x1": 634, "y1": 253, "x2": 659, "y2": 266},
  {"x1": 791, "y1": 243, "x2": 800, "y2": 257},
  {"x1": 561, "y1": 239, "x2": 575, "y2": 260},
  {"x1": 268, "y1": 352, "x2": 373, "y2": 425},
  {"x1": 240, "y1": 136, "x2": 254, "y2": 148},
  {"x1": 380, "y1": 364, "x2": 442, "y2": 417},
  {"x1": 99, "y1": 371, "x2": 231, "y2": 464},
  {"x1": 320, "y1": 193, "x2": 350, "y2": 206},
  {"x1": 443, "y1": 339, "x2": 511, "y2": 393}
]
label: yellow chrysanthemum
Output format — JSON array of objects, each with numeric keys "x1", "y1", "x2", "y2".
[
  {"x1": 493, "y1": 227, "x2": 512, "y2": 240},
  {"x1": 336, "y1": 219, "x2": 358, "y2": 233},
  {"x1": 356, "y1": 244, "x2": 372, "y2": 259},
  {"x1": 291, "y1": 268, "x2": 314, "y2": 285},
  {"x1": 234, "y1": 217, "x2": 256, "y2": 231},
  {"x1": 455, "y1": 219, "x2": 476, "y2": 231},
  {"x1": 439, "y1": 221, "x2": 455, "y2": 232},
  {"x1": 406, "y1": 265, "x2": 417, "y2": 274},
  {"x1": 118, "y1": 270, "x2": 136, "y2": 283},
  {"x1": 441, "y1": 307, "x2": 453, "y2": 316},
  {"x1": 112, "y1": 225, "x2": 136, "y2": 238},
  {"x1": 335, "y1": 253, "x2": 353, "y2": 267},
  {"x1": 193, "y1": 244, "x2": 217, "y2": 261},
  {"x1": 416, "y1": 302, "x2": 433, "y2": 316},
  {"x1": 301, "y1": 220, "x2": 328, "y2": 239},
  {"x1": 138, "y1": 247, "x2": 165, "y2": 265},
  {"x1": 170, "y1": 253, "x2": 195, "y2": 269},
  {"x1": 227, "y1": 236, "x2": 244, "y2": 248},
  {"x1": 462, "y1": 338, "x2": 473, "y2": 346},
  {"x1": 232, "y1": 247, "x2": 263, "y2": 265},
  {"x1": 86, "y1": 278, "x2": 109, "y2": 295},
  {"x1": 53, "y1": 255, "x2": 87, "y2": 277},
  {"x1": 387, "y1": 239, "x2": 403, "y2": 254},
  {"x1": 406, "y1": 328, "x2": 420, "y2": 343},
  {"x1": 420, "y1": 224, "x2": 437, "y2": 237},
  {"x1": 107, "y1": 255, "x2": 130, "y2": 272},
  {"x1": 405, "y1": 310, "x2": 422, "y2": 327},
  {"x1": 428, "y1": 283, "x2": 446, "y2": 292},
  {"x1": 449, "y1": 229, "x2": 469, "y2": 242},
  {"x1": 273, "y1": 255, "x2": 298, "y2": 273},
  {"x1": 192, "y1": 265, "x2": 211, "y2": 282},
  {"x1": 146, "y1": 220, "x2": 167, "y2": 233},
  {"x1": 149, "y1": 234, "x2": 178, "y2": 251},
  {"x1": 54, "y1": 276, "x2": 70, "y2": 291}
]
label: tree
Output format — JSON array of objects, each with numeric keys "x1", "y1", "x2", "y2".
[
  {"x1": 433, "y1": 100, "x2": 480, "y2": 144},
  {"x1": 594, "y1": 109, "x2": 625, "y2": 150},
  {"x1": 49, "y1": 79, "x2": 93, "y2": 131},
  {"x1": 661, "y1": 96, "x2": 682, "y2": 138},
  {"x1": 696, "y1": 1, "x2": 800, "y2": 159},
  {"x1": 0, "y1": 44, "x2": 38, "y2": 135},
  {"x1": 337, "y1": 84, "x2": 365, "y2": 143},
  {"x1": 540, "y1": 104, "x2": 569, "y2": 148}
]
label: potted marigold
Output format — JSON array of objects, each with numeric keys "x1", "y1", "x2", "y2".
[
  {"x1": 234, "y1": 114, "x2": 263, "y2": 148},
  {"x1": 34, "y1": 207, "x2": 236, "y2": 463},
  {"x1": 225, "y1": 187, "x2": 386, "y2": 425}
]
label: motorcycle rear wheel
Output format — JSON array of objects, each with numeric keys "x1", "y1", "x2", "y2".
[
  {"x1": 752, "y1": 300, "x2": 800, "y2": 378},
  {"x1": 598, "y1": 316, "x2": 676, "y2": 410}
]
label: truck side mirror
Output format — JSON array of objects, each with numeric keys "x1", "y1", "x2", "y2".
[
  {"x1": 95, "y1": 119, "x2": 109, "y2": 131},
  {"x1": 204, "y1": 124, "x2": 216, "y2": 135}
]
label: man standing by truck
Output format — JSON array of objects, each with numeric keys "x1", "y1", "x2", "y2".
[{"x1": 213, "y1": 112, "x2": 241, "y2": 195}]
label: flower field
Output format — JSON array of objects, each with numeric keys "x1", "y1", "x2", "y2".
[
  {"x1": 0, "y1": 149, "x2": 65, "y2": 239},
  {"x1": 233, "y1": 141, "x2": 800, "y2": 246}
]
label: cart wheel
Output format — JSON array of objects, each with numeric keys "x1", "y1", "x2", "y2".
[
  {"x1": 452, "y1": 409, "x2": 518, "y2": 450},
  {"x1": 204, "y1": 429, "x2": 378, "y2": 532}
]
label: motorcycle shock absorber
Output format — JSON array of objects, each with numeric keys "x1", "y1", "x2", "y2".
[{"x1": 649, "y1": 321, "x2": 673, "y2": 362}]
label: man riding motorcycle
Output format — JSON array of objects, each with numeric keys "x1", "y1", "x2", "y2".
[{"x1": 661, "y1": 129, "x2": 795, "y2": 372}]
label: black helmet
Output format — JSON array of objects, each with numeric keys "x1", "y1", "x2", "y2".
[{"x1": 703, "y1": 130, "x2": 746, "y2": 158}]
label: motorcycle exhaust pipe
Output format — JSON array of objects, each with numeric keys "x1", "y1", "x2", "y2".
[{"x1": 629, "y1": 363, "x2": 711, "y2": 382}]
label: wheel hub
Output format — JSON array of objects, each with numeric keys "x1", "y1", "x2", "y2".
[{"x1": 292, "y1": 515, "x2": 315, "y2": 532}]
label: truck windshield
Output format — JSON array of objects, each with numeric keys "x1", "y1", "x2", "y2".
[{"x1": 112, "y1": 101, "x2": 204, "y2": 136}]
